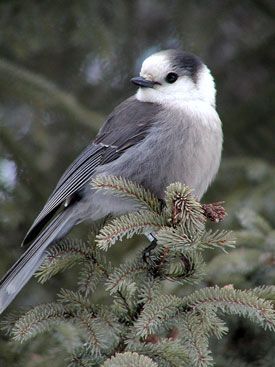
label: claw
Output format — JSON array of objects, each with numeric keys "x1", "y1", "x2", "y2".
[{"x1": 142, "y1": 238, "x2": 158, "y2": 265}]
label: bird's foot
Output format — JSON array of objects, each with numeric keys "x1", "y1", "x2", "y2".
[
  {"x1": 203, "y1": 202, "x2": 227, "y2": 222},
  {"x1": 143, "y1": 238, "x2": 158, "y2": 265},
  {"x1": 159, "y1": 198, "x2": 166, "y2": 212}
]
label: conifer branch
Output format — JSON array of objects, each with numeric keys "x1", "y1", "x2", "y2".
[
  {"x1": 179, "y1": 312, "x2": 213, "y2": 367},
  {"x1": 184, "y1": 286, "x2": 275, "y2": 331},
  {"x1": 71, "y1": 309, "x2": 121, "y2": 357},
  {"x1": 36, "y1": 239, "x2": 94, "y2": 283},
  {"x1": 133, "y1": 294, "x2": 182, "y2": 338},
  {"x1": 58, "y1": 289, "x2": 93, "y2": 310},
  {"x1": 78, "y1": 261, "x2": 108, "y2": 296},
  {"x1": 4, "y1": 177, "x2": 275, "y2": 366},
  {"x1": 92, "y1": 175, "x2": 161, "y2": 213},
  {"x1": 69, "y1": 346, "x2": 105, "y2": 367},
  {"x1": 77, "y1": 246, "x2": 111, "y2": 296},
  {"x1": 96, "y1": 211, "x2": 166, "y2": 250},
  {"x1": 73, "y1": 310, "x2": 109, "y2": 356},
  {"x1": 164, "y1": 182, "x2": 205, "y2": 231},
  {"x1": 252, "y1": 286, "x2": 275, "y2": 302},
  {"x1": 126, "y1": 339, "x2": 189, "y2": 367},
  {"x1": 156, "y1": 225, "x2": 197, "y2": 251},
  {"x1": 194, "y1": 309, "x2": 229, "y2": 339},
  {"x1": 200, "y1": 229, "x2": 236, "y2": 250},
  {"x1": 106, "y1": 259, "x2": 149, "y2": 294},
  {"x1": 102, "y1": 351, "x2": 158, "y2": 367},
  {"x1": 138, "y1": 281, "x2": 163, "y2": 305},
  {"x1": 11, "y1": 303, "x2": 74, "y2": 342},
  {"x1": 0, "y1": 310, "x2": 25, "y2": 336},
  {"x1": 164, "y1": 252, "x2": 206, "y2": 284}
]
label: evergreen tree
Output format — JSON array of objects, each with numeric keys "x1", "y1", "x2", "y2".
[
  {"x1": 1, "y1": 176, "x2": 274, "y2": 367},
  {"x1": 205, "y1": 157, "x2": 275, "y2": 366}
]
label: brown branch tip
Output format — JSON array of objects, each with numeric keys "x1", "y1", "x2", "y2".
[{"x1": 203, "y1": 202, "x2": 227, "y2": 223}]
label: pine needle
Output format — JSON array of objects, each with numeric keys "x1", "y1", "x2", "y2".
[
  {"x1": 96, "y1": 211, "x2": 166, "y2": 250},
  {"x1": 102, "y1": 352, "x2": 158, "y2": 367},
  {"x1": 92, "y1": 175, "x2": 161, "y2": 213}
]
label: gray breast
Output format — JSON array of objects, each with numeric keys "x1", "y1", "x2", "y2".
[{"x1": 96, "y1": 101, "x2": 222, "y2": 201}]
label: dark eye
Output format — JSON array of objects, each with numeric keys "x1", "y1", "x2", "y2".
[{"x1": 165, "y1": 72, "x2": 178, "y2": 84}]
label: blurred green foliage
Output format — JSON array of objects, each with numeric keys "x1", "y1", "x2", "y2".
[{"x1": 0, "y1": 0, "x2": 274, "y2": 365}]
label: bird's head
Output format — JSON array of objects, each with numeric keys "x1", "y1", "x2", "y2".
[{"x1": 131, "y1": 49, "x2": 216, "y2": 108}]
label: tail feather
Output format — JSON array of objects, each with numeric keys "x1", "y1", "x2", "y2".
[{"x1": 0, "y1": 210, "x2": 72, "y2": 314}]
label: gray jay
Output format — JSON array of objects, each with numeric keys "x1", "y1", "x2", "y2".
[{"x1": 0, "y1": 49, "x2": 223, "y2": 313}]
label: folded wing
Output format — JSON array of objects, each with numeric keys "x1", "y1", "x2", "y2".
[{"x1": 23, "y1": 97, "x2": 160, "y2": 244}]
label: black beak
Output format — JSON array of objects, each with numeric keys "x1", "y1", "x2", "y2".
[{"x1": 131, "y1": 76, "x2": 156, "y2": 88}]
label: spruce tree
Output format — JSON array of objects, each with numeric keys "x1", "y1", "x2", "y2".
[
  {"x1": 205, "y1": 157, "x2": 275, "y2": 366},
  {"x1": 1, "y1": 176, "x2": 275, "y2": 367}
]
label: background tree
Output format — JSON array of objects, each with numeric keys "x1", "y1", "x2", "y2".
[{"x1": 0, "y1": 0, "x2": 274, "y2": 365}]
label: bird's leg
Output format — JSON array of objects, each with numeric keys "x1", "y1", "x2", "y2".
[
  {"x1": 142, "y1": 199, "x2": 165, "y2": 261},
  {"x1": 143, "y1": 232, "x2": 158, "y2": 264},
  {"x1": 159, "y1": 198, "x2": 166, "y2": 211}
]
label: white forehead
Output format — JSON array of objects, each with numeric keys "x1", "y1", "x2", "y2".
[
  {"x1": 137, "y1": 51, "x2": 216, "y2": 108},
  {"x1": 140, "y1": 52, "x2": 171, "y2": 78}
]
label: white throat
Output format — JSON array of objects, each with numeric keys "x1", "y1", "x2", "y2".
[
  {"x1": 135, "y1": 51, "x2": 217, "y2": 109},
  {"x1": 136, "y1": 65, "x2": 216, "y2": 109},
  {"x1": 136, "y1": 58, "x2": 219, "y2": 130}
]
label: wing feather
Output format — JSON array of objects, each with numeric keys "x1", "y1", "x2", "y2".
[
  {"x1": 24, "y1": 97, "x2": 160, "y2": 244},
  {"x1": 24, "y1": 146, "x2": 105, "y2": 243}
]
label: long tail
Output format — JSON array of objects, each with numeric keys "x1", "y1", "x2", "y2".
[{"x1": 0, "y1": 210, "x2": 73, "y2": 314}]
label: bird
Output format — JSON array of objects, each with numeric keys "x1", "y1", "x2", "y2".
[{"x1": 0, "y1": 49, "x2": 223, "y2": 314}]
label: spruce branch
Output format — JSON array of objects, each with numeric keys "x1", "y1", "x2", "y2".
[
  {"x1": 106, "y1": 259, "x2": 148, "y2": 294},
  {"x1": 184, "y1": 286, "x2": 275, "y2": 331},
  {"x1": 252, "y1": 286, "x2": 275, "y2": 302},
  {"x1": 202, "y1": 202, "x2": 226, "y2": 223},
  {"x1": 157, "y1": 226, "x2": 235, "y2": 254},
  {"x1": 200, "y1": 229, "x2": 236, "y2": 250},
  {"x1": 78, "y1": 261, "x2": 109, "y2": 296},
  {"x1": 163, "y1": 252, "x2": 206, "y2": 284},
  {"x1": 164, "y1": 182, "x2": 205, "y2": 231},
  {"x1": 92, "y1": 175, "x2": 161, "y2": 213},
  {"x1": 11, "y1": 303, "x2": 74, "y2": 342},
  {"x1": 77, "y1": 246, "x2": 111, "y2": 296},
  {"x1": 73, "y1": 311, "x2": 108, "y2": 356},
  {"x1": 179, "y1": 312, "x2": 213, "y2": 367},
  {"x1": 4, "y1": 177, "x2": 275, "y2": 366},
  {"x1": 102, "y1": 351, "x2": 158, "y2": 367},
  {"x1": 96, "y1": 211, "x2": 166, "y2": 250},
  {"x1": 73, "y1": 309, "x2": 120, "y2": 356},
  {"x1": 133, "y1": 294, "x2": 182, "y2": 338},
  {"x1": 156, "y1": 225, "x2": 197, "y2": 252},
  {"x1": 0, "y1": 309, "x2": 25, "y2": 336},
  {"x1": 68, "y1": 346, "x2": 105, "y2": 367},
  {"x1": 36, "y1": 238, "x2": 94, "y2": 283},
  {"x1": 58, "y1": 289, "x2": 93, "y2": 310},
  {"x1": 126, "y1": 339, "x2": 189, "y2": 367},
  {"x1": 190, "y1": 308, "x2": 229, "y2": 340},
  {"x1": 112, "y1": 291, "x2": 138, "y2": 323},
  {"x1": 138, "y1": 281, "x2": 163, "y2": 306}
]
